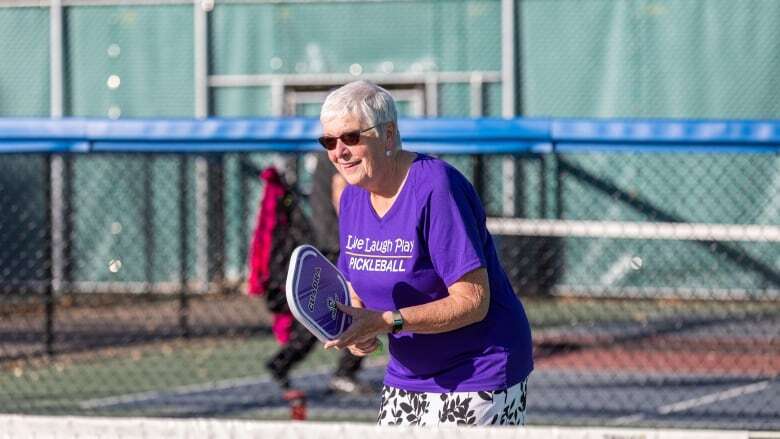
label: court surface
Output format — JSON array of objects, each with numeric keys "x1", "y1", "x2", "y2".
[
  {"x1": 3, "y1": 296, "x2": 777, "y2": 430},
  {"x1": 73, "y1": 360, "x2": 779, "y2": 430}
]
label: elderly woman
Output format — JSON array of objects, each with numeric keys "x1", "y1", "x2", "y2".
[{"x1": 319, "y1": 80, "x2": 533, "y2": 426}]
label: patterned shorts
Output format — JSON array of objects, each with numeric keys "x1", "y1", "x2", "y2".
[{"x1": 377, "y1": 379, "x2": 528, "y2": 426}]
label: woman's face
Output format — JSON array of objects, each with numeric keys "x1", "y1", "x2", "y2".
[{"x1": 322, "y1": 113, "x2": 390, "y2": 191}]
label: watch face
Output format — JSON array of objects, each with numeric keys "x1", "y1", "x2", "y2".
[{"x1": 286, "y1": 244, "x2": 352, "y2": 342}]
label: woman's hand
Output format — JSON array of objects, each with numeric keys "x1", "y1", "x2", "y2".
[
  {"x1": 323, "y1": 302, "x2": 391, "y2": 351},
  {"x1": 347, "y1": 337, "x2": 381, "y2": 357}
]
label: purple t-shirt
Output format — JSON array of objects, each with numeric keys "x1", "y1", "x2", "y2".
[{"x1": 337, "y1": 154, "x2": 533, "y2": 392}]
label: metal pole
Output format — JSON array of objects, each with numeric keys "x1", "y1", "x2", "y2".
[
  {"x1": 44, "y1": 157, "x2": 55, "y2": 357},
  {"x1": 501, "y1": 0, "x2": 516, "y2": 118},
  {"x1": 50, "y1": 0, "x2": 63, "y2": 118},
  {"x1": 193, "y1": 0, "x2": 212, "y2": 295},
  {"x1": 470, "y1": 73, "x2": 486, "y2": 215},
  {"x1": 194, "y1": 157, "x2": 209, "y2": 294},
  {"x1": 46, "y1": 0, "x2": 65, "y2": 357},
  {"x1": 425, "y1": 74, "x2": 438, "y2": 117},
  {"x1": 555, "y1": 155, "x2": 563, "y2": 220},
  {"x1": 270, "y1": 78, "x2": 285, "y2": 117},
  {"x1": 143, "y1": 158, "x2": 155, "y2": 293},
  {"x1": 179, "y1": 157, "x2": 190, "y2": 338},
  {"x1": 469, "y1": 73, "x2": 484, "y2": 118},
  {"x1": 501, "y1": 0, "x2": 519, "y2": 217},
  {"x1": 194, "y1": 0, "x2": 209, "y2": 119}
]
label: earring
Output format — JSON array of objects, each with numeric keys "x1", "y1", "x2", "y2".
[{"x1": 385, "y1": 149, "x2": 393, "y2": 157}]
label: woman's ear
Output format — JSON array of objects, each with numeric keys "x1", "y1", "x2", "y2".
[{"x1": 384, "y1": 122, "x2": 396, "y2": 146}]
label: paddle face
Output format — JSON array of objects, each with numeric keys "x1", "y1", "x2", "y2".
[{"x1": 286, "y1": 244, "x2": 351, "y2": 342}]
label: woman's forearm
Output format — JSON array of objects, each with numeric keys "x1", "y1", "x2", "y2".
[{"x1": 382, "y1": 268, "x2": 490, "y2": 335}]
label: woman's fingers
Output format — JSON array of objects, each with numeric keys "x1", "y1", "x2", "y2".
[
  {"x1": 348, "y1": 337, "x2": 379, "y2": 356},
  {"x1": 325, "y1": 332, "x2": 379, "y2": 354},
  {"x1": 324, "y1": 325, "x2": 361, "y2": 350},
  {"x1": 347, "y1": 346, "x2": 371, "y2": 357},
  {"x1": 336, "y1": 301, "x2": 357, "y2": 315},
  {"x1": 354, "y1": 337, "x2": 378, "y2": 350},
  {"x1": 324, "y1": 307, "x2": 385, "y2": 350},
  {"x1": 355, "y1": 337, "x2": 377, "y2": 347}
]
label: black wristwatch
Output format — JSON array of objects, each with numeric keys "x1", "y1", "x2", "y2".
[{"x1": 391, "y1": 310, "x2": 404, "y2": 334}]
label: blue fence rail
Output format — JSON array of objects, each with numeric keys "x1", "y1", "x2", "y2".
[{"x1": 1, "y1": 117, "x2": 779, "y2": 154}]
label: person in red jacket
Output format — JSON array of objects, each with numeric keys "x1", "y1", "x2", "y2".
[{"x1": 248, "y1": 155, "x2": 370, "y2": 395}]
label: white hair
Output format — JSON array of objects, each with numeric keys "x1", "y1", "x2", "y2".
[{"x1": 320, "y1": 80, "x2": 402, "y2": 148}]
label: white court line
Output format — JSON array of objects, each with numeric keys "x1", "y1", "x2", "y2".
[
  {"x1": 610, "y1": 379, "x2": 773, "y2": 426},
  {"x1": 657, "y1": 380, "x2": 772, "y2": 414},
  {"x1": 78, "y1": 375, "x2": 276, "y2": 409},
  {"x1": 609, "y1": 414, "x2": 646, "y2": 425},
  {"x1": 79, "y1": 355, "x2": 388, "y2": 410}
]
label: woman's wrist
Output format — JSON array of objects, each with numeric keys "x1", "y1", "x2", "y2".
[
  {"x1": 382, "y1": 310, "x2": 404, "y2": 334},
  {"x1": 381, "y1": 311, "x2": 395, "y2": 333}
]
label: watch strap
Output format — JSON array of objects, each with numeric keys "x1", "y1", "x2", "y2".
[{"x1": 391, "y1": 310, "x2": 404, "y2": 334}]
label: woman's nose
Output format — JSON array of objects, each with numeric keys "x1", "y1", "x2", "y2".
[{"x1": 335, "y1": 139, "x2": 351, "y2": 157}]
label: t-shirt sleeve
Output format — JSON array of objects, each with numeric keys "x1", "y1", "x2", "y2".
[{"x1": 424, "y1": 167, "x2": 487, "y2": 286}]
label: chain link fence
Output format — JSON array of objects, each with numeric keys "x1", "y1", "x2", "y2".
[
  {"x1": 0, "y1": 0, "x2": 779, "y2": 431},
  {"x1": 1, "y1": 119, "x2": 778, "y2": 428}
]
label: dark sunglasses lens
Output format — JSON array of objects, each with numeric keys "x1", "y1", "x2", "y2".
[
  {"x1": 318, "y1": 137, "x2": 337, "y2": 150},
  {"x1": 341, "y1": 131, "x2": 362, "y2": 146},
  {"x1": 318, "y1": 130, "x2": 363, "y2": 150}
]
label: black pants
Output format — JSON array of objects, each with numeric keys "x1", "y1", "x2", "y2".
[{"x1": 266, "y1": 318, "x2": 363, "y2": 381}]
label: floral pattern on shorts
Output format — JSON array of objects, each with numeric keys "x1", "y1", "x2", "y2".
[{"x1": 377, "y1": 379, "x2": 527, "y2": 426}]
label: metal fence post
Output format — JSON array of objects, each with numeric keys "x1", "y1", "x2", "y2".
[
  {"x1": 179, "y1": 156, "x2": 190, "y2": 338},
  {"x1": 46, "y1": 0, "x2": 65, "y2": 357}
]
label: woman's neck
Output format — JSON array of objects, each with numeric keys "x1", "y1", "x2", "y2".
[
  {"x1": 371, "y1": 151, "x2": 412, "y2": 199},
  {"x1": 368, "y1": 151, "x2": 414, "y2": 215}
]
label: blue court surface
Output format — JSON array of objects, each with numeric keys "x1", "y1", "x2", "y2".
[{"x1": 78, "y1": 363, "x2": 779, "y2": 430}]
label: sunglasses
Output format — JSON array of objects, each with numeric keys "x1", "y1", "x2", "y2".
[{"x1": 318, "y1": 124, "x2": 382, "y2": 150}]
